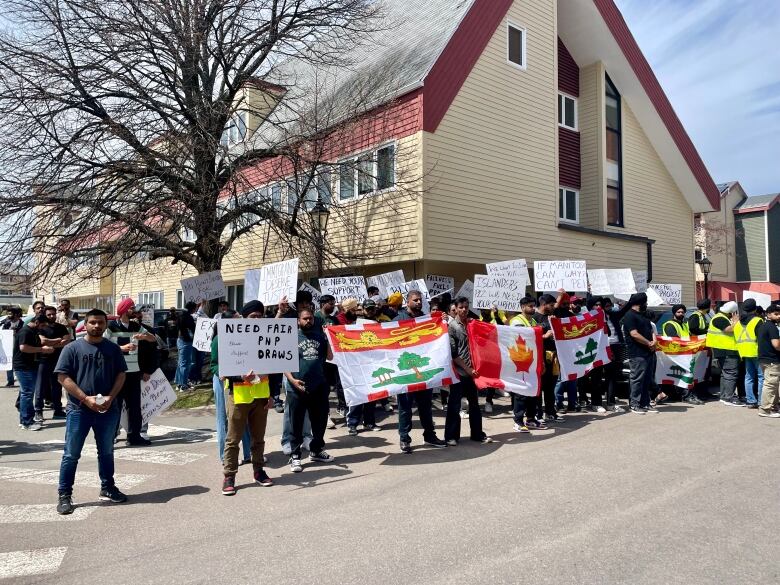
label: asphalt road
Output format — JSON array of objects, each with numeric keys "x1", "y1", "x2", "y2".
[{"x1": 1, "y1": 385, "x2": 778, "y2": 584}]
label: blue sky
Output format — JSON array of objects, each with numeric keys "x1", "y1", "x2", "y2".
[{"x1": 616, "y1": 0, "x2": 780, "y2": 196}]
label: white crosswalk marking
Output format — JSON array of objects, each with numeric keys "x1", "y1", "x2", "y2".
[
  {"x1": 40, "y1": 441, "x2": 207, "y2": 466},
  {"x1": 0, "y1": 466, "x2": 149, "y2": 491},
  {"x1": 0, "y1": 547, "x2": 67, "y2": 579},
  {"x1": 0, "y1": 504, "x2": 95, "y2": 523}
]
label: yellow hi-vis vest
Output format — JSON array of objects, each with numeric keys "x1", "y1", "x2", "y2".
[
  {"x1": 230, "y1": 376, "x2": 270, "y2": 404},
  {"x1": 733, "y1": 316, "x2": 763, "y2": 358},
  {"x1": 663, "y1": 319, "x2": 690, "y2": 337},
  {"x1": 509, "y1": 314, "x2": 537, "y2": 327},
  {"x1": 705, "y1": 313, "x2": 737, "y2": 351}
]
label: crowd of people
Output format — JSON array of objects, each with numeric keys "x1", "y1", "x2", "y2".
[{"x1": 6, "y1": 286, "x2": 779, "y2": 512}]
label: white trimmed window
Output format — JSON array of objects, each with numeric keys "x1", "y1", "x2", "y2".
[
  {"x1": 558, "y1": 187, "x2": 579, "y2": 224},
  {"x1": 558, "y1": 93, "x2": 577, "y2": 130},
  {"x1": 176, "y1": 289, "x2": 184, "y2": 309},
  {"x1": 138, "y1": 290, "x2": 164, "y2": 309},
  {"x1": 507, "y1": 23, "x2": 526, "y2": 69},
  {"x1": 337, "y1": 143, "x2": 396, "y2": 203}
]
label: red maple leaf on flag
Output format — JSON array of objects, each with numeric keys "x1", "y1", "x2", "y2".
[{"x1": 508, "y1": 335, "x2": 534, "y2": 377}]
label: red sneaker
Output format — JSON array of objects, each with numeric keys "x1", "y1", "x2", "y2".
[
  {"x1": 222, "y1": 475, "x2": 236, "y2": 496},
  {"x1": 254, "y1": 468, "x2": 273, "y2": 487}
]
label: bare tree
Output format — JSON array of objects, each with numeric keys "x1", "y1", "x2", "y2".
[{"x1": 0, "y1": 0, "x2": 421, "y2": 291}]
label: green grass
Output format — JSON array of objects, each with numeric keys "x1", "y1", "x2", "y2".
[{"x1": 170, "y1": 385, "x2": 214, "y2": 410}]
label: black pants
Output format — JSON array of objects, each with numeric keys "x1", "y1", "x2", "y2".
[
  {"x1": 445, "y1": 377, "x2": 484, "y2": 441},
  {"x1": 584, "y1": 365, "x2": 605, "y2": 406},
  {"x1": 269, "y1": 373, "x2": 283, "y2": 403},
  {"x1": 34, "y1": 360, "x2": 63, "y2": 413},
  {"x1": 536, "y1": 363, "x2": 557, "y2": 418},
  {"x1": 116, "y1": 371, "x2": 143, "y2": 438},
  {"x1": 288, "y1": 383, "x2": 329, "y2": 458},
  {"x1": 397, "y1": 389, "x2": 436, "y2": 443},
  {"x1": 325, "y1": 362, "x2": 346, "y2": 410},
  {"x1": 512, "y1": 393, "x2": 537, "y2": 425}
]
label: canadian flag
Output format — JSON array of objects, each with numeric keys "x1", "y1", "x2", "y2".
[{"x1": 467, "y1": 320, "x2": 543, "y2": 397}]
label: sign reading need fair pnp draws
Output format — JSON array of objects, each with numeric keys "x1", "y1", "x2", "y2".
[
  {"x1": 180, "y1": 270, "x2": 227, "y2": 304},
  {"x1": 550, "y1": 308, "x2": 612, "y2": 380},
  {"x1": 217, "y1": 318, "x2": 299, "y2": 377},
  {"x1": 534, "y1": 260, "x2": 587, "y2": 292},
  {"x1": 325, "y1": 314, "x2": 457, "y2": 407}
]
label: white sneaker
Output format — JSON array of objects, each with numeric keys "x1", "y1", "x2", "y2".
[
  {"x1": 289, "y1": 457, "x2": 302, "y2": 473},
  {"x1": 594, "y1": 406, "x2": 607, "y2": 413},
  {"x1": 484, "y1": 403, "x2": 493, "y2": 414},
  {"x1": 384, "y1": 403, "x2": 394, "y2": 413},
  {"x1": 611, "y1": 405, "x2": 625, "y2": 413},
  {"x1": 758, "y1": 411, "x2": 780, "y2": 418},
  {"x1": 459, "y1": 410, "x2": 468, "y2": 419},
  {"x1": 282, "y1": 443, "x2": 291, "y2": 456}
]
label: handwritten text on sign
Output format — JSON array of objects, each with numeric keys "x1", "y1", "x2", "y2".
[
  {"x1": 193, "y1": 318, "x2": 217, "y2": 352},
  {"x1": 366, "y1": 270, "x2": 405, "y2": 296},
  {"x1": 257, "y1": 259, "x2": 299, "y2": 306},
  {"x1": 587, "y1": 269, "x2": 636, "y2": 296},
  {"x1": 217, "y1": 318, "x2": 299, "y2": 377},
  {"x1": 140, "y1": 369, "x2": 178, "y2": 425},
  {"x1": 319, "y1": 276, "x2": 368, "y2": 303},
  {"x1": 486, "y1": 259, "x2": 530, "y2": 288},
  {"x1": 180, "y1": 271, "x2": 227, "y2": 304},
  {"x1": 534, "y1": 260, "x2": 588, "y2": 292},
  {"x1": 298, "y1": 282, "x2": 321, "y2": 306},
  {"x1": 425, "y1": 274, "x2": 454, "y2": 298},
  {"x1": 473, "y1": 274, "x2": 525, "y2": 311},
  {"x1": 648, "y1": 284, "x2": 682, "y2": 305}
]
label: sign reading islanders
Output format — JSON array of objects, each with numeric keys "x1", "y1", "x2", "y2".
[{"x1": 325, "y1": 314, "x2": 457, "y2": 407}]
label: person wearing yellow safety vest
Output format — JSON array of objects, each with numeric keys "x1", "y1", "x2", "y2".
[
  {"x1": 687, "y1": 299, "x2": 711, "y2": 336},
  {"x1": 508, "y1": 297, "x2": 545, "y2": 432},
  {"x1": 734, "y1": 298, "x2": 764, "y2": 408},
  {"x1": 221, "y1": 300, "x2": 274, "y2": 496},
  {"x1": 661, "y1": 305, "x2": 704, "y2": 405},
  {"x1": 706, "y1": 301, "x2": 743, "y2": 407}
]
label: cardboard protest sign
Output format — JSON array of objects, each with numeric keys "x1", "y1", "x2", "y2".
[
  {"x1": 456, "y1": 279, "x2": 474, "y2": 305},
  {"x1": 386, "y1": 280, "x2": 432, "y2": 312},
  {"x1": 298, "y1": 282, "x2": 322, "y2": 306},
  {"x1": 319, "y1": 276, "x2": 368, "y2": 303},
  {"x1": 632, "y1": 270, "x2": 648, "y2": 293},
  {"x1": 743, "y1": 290, "x2": 771, "y2": 310},
  {"x1": 473, "y1": 274, "x2": 525, "y2": 312},
  {"x1": 486, "y1": 259, "x2": 530, "y2": 288},
  {"x1": 180, "y1": 270, "x2": 227, "y2": 304},
  {"x1": 587, "y1": 269, "x2": 636, "y2": 296},
  {"x1": 366, "y1": 270, "x2": 406, "y2": 296},
  {"x1": 193, "y1": 317, "x2": 217, "y2": 352},
  {"x1": 645, "y1": 287, "x2": 666, "y2": 306},
  {"x1": 425, "y1": 275, "x2": 454, "y2": 299},
  {"x1": 217, "y1": 318, "x2": 299, "y2": 377},
  {"x1": 0, "y1": 330, "x2": 13, "y2": 371},
  {"x1": 140, "y1": 369, "x2": 178, "y2": 425},
  {"x1": 255, "y1": 259, "x2": 299, "y2": 306},
  {"x1": 534, "y1": 260, "x2": 588, "y2": 292},
  {"x1": 648, "y1": 284, "x2": 682, "y2": 305}
]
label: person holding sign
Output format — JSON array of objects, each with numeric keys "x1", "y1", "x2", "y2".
[
  {"x1": 105, "y1": 298, "x2": 157, "y2": 446},
  {"x1": 284, "y1": 308, "x2": 334, "y2": 473},
  {"x1": 221, "y1": 301, "x2": 275, "y2": 496},
  {"x1": 54, "y1": 309, "x2": 129, "y2": 515}
]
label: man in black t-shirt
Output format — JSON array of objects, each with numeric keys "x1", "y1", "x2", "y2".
[
  {"x1": 13, "y1": 315, "x2": 54, "y2": 429},
  {"x1": 756, "y1": 304, "x2": 780, "y2": 418},
  {"x1": 622, "y1": 293, "x2": 658, "y2": 414},
  {"x1": 35, "y1": 306, "x2": 71, "y2": 421},
  {"x1": 533, "y1": 294, "x2": 564, "y2": 422}
]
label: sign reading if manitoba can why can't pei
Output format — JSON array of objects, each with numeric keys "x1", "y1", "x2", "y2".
[{"x1": 217, "y1": 318, "x2": 299, "y2": 377}]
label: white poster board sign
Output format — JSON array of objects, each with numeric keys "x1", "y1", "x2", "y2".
[
  {"x1": 455, "y1": 279, "x2": 474, "y2": 305},
  {"x1": 180, "y1": 270, "x2": 227, "y2": 304},
  {"x1": 256, "y1": 259, "x2": 299, "y2": 306},
  {"x1": 425, "y1": 275, "x2": 454, "y2": 299},
  {"x1": 140, "y1": 308, "x2": 155, "y2": 328},
  {"x1": 319, "y1": 276, "x2": 368, "y2": 303},
  {"x1": 386, "y1": 280, "x2": 432, "y2": 312},
  {"x1": 193, "y1": 317, "x2": 217, "y2": 352},
  {"x1": 645, "y1": 288, "x2": 666, "y2": 307},
  {"x1": 473, "y1": 274, "x2": 525, "y2": 312},
  {"x1": 298, "y1": 282, "x2": 322, "y2": 307},
  {"x1": 648, "y1": 284, "x2": 682, "y2": 305},
  {"x1": 217, "y1": 318, "x2": 299, "y2": 377},
  {"x1": 486, "y1": 259, "x2": 530, "y2": 288},
  {"x1": 244, "y1": 268, "x2": 260, "y2": 302},
  {"x1": 534, "y1": 260, "x2": 588, "y2": 292},
  {"x1": 587, "y1": 269, "x2": 636, "y2": 296},
  {"x1": 0, "y1": 330, "x2": 13, "y2": 371},
  {"x1": 366, "y1": 270, "x2": 406, "y2": 296},
  {"x1": 743, "y1": 290, "x2": 772, "y2": 310},
  {"x1": 140, "y1": 369, "x2": 178, "y2": 425},
  {"x1": 632, "y1": 269, "x2": 648, "y2": 293}
]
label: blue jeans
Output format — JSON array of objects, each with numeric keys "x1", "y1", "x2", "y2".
[
  {"x1": 554, "y1": 378, "x2": 577, "y2": 409},
  {"x1": 190, "y1": 349, "x2": 204, "y2": 383},
  {"x1": 744, "y1": 358, "x2": 764, "y2": 405},
  {"x1": 58, "y1": 404, "x2": 120, "y2": 495},
  {"x1": 16, "y1": 369, "x2": 37, "y2": 426},
  {"x1": 212, "y1": 375, "x2": 250, "y2": 461},
  {"x1": 175, "y1": 339, "x2": 193, "y2": 387}
]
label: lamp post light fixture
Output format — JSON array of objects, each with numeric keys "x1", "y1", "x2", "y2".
[
  {"x1": 310, "y1": 201, "x2": 330, "y2": 278},
  {"x1": 697, "y1": 256, "x2": 713, "y2": 300}
]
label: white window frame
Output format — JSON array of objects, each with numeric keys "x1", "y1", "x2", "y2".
[
  {"x1": 506, "y1": 22, "x2": 527, "y2": 71},
  {"x1": 558, "y1": 93, "x2": 578, "y2": 131},
  {"x1": 558, "y1": 187, "x2": 579, "y2": 224},
  {"x1": 176, "y1": 289, "x2": 184, "y2": 309},
  {"x1": 336, "y1": 141, "x2": 397, "y2": 204},
  {"x1": 138, "y1": 290, "x2": 164, "y2": 309}
]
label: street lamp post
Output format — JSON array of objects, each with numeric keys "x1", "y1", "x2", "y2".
[
  {"x1": 310, "y1": 201, "x2": 330, "y2": 279},
  {"x1": 697, "y1": 256, "x2": 713, "y2": 300}
]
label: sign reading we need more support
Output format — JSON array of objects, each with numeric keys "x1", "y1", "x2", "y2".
[
  {"x1": 534, "y1": 260, "x2": 588, "y2": 292},
  {"x1": 319, "y1": 276, "x2": 368, "y2": 303},
  {"x1": 180, "y1": 270, "x2": 227, "y2": 304},
  {"x1": 217, "y1": 318, "x2": 299, "y2": 377},
  {"x1": 473, "y1": 274, "x2": 525, "y2": 312}
]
